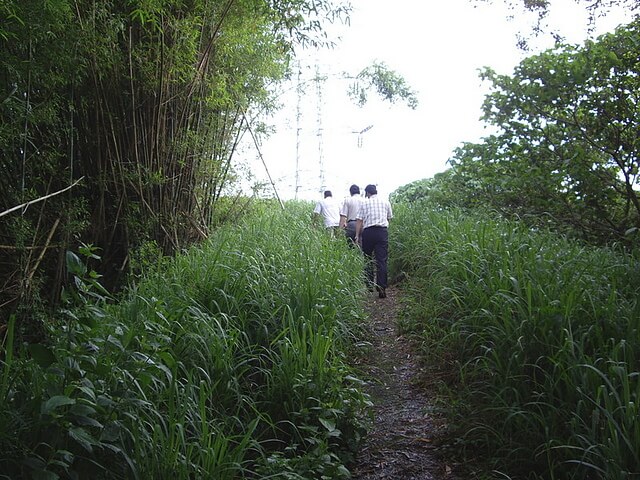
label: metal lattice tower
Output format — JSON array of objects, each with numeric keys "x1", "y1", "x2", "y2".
[
  {"x1": 294, "y1": 64, "x2": 302, "y2": 199},
  {"x1": 315, "y1": 65, "x2": 325, "y2": 193}
]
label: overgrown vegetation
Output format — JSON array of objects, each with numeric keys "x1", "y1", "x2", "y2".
[
  {"x1": 0, "y1": 0, "x2": 351, "y2": 331},
  {"x1": 0, "y1": 201, "x2": 370, "y2": 479},
  {"x1": 0, "y1": 0, "x2": 424, "y2": 343},
  {"x1": 389, "y1": 203, "x2": 640, "y2": 478},
  {"x1": 394, "y1": 18, "x2": 640, "y2": 248},
  {"x1": 388, "y1": 14, "x2": 640, "y2": 477},
  {"x1": 4, "y1": 1, "x2": 640, "y2": 478}
]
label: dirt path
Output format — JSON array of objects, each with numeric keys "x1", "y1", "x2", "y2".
[{"x1": 349, "y1": 286, "x2": 460, "y2": 480}]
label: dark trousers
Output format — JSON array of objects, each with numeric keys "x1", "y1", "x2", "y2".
[
  {"x1": 361, "y1": 226, "x2": 388, "y2": 289},
  {"x1": 345, "y1": 219, "x2": 357, "y2": 247}
]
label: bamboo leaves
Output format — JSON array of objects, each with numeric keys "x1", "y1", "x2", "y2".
[
  {"x1": 348, "y1": 61, "x2": 419, "y2": 109},
  {"x1": 1, "y1": 0, "x2": 352, "y2": 326}
]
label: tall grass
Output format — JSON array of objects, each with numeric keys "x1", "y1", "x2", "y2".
[
  {"x1": 390, "y1": 203, "x2": 640, "y2": 479},
  {"x1": 0, "y1": 200, "x2": 369, "y2": 479}
]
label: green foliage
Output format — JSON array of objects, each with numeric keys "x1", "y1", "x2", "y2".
[
  {"x1": 348, "y1": 62, "x2": 419, "y2": 109},
  {"x1": 0, "y1": 0, "x2": 352, "y2": 325},
  {"x1": 391, "y1": 205, "x2": 640, "y2": 479},
  {"x1": 390, "y1": 178, "x2": 434, "y2": 204},
  {"x1": 437, "y1": 19, "x2": 640, "y2": 246},
  {"x1": 487, "y1": 0, "x2": 639, "y2": 50},
  {"x1": 126, "y1": 239, "x2": 166, "y2": 282},
  {"x1": 0, "y1": 201, "x2": 369, "y2": 478}
]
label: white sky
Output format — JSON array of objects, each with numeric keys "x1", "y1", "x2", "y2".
[{"x1": 238, "y1": 0, "x2": 633, "y2": 201}]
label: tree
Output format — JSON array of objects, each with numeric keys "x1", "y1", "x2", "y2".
[
  {"x1": 471, "y1": 0, "x2": 640, "y2": 52},
  {"x1": 444, "y1": 19, "x2": 640, "y2": 244},
  {"x1": 488, "y1": 0, "x2": 640, "y2": 15},
  {"x1": 347, "y1": 62, "x2": 419, "y2": 109},
  {"x1": 472, "y1": 0, "x2": 640, "y2": 31}
]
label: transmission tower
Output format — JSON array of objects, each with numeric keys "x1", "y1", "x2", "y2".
[
  {"x1": 352, "y1": 124, "x2": 374, "y2": 148},
  {"x1": 315, "y1": 65, "x2": 325, "y2": 193},
  {"x1": 294, "y1": 63, "x2": 302, "y2": 199}
]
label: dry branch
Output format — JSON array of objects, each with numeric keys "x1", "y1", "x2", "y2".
[{"x1": 0, "y1": 177, "x2": 84, "y2": 219}]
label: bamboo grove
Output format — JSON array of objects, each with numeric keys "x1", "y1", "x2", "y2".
[{"x1": 0, "y1": 0, "x2": 350, "y2": 327}]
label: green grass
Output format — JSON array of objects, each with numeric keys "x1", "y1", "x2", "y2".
[
  {"x1": 0, "y1": 200, "x2": 370, "y2": 479},
  {"x1": 390, "y1": 203, "x2": 640, "y2": 479}
]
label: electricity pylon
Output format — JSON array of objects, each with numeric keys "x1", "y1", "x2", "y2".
[{"x1": 315, "y1": 65, "x2": 325, "y2": 193}]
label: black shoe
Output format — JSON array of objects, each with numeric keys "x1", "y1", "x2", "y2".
[{"x1": 378, "y1": 288, "x2": 386, "y2": 299}]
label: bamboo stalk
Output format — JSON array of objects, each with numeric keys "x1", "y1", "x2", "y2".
[
  {"x1": 24, "y1": 217, "x2": 60, "y2": 289},
  {"x1": 0, "y1": 245, "x2": 62, "y2": 250},
  {"x1": 0, "y1": 178, "x2": 84, "y2": 219}
]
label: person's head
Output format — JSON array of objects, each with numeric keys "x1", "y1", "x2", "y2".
[
  {"x1": 323, "y1": 190, "x2": 332, "y2": 198},
  {"x1": 364, "y1": 184, "x2": 377, "y2": 197},
  {"x1": 349, "y1": 184, "x2": 360, "y2": 195}
]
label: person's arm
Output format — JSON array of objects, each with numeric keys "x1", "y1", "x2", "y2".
[
  {"x1": 312, "y1": 203, "x2": 323, "y2": 227},
  {"x1": 355, "y1": 219, "x2": 363, "y2": 243},
  {"x1": 338, "y1": 198, "x2": 348, "y2": 229}
]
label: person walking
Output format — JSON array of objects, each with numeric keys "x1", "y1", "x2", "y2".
[
  {"x1": 339, "y1": 184, "x2": 363, "y2": 247},
  {"x1": 313, "y1": 190, "x2": 340, "y2": 235},
  {"x1": 355, "y1": 184, "x2": 393, "y2": 298}
]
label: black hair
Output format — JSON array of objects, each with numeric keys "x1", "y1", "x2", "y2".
[{"x1": 364, "y1": 184, "x2": 377, "y2": 195}]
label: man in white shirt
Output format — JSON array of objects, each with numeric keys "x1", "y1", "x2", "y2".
[
  {"x1": 338, "y1": 184, "x2": 363, "y2": 247},
  {"x1": 355, "y1": 184, "x2": 393, "y2": 298},
  {"x1": 313, "y1": 190, "x2": 340, "y2": 234}
]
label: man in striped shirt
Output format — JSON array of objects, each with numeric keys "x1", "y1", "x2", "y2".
[{"x1": 355, "y1": 184, "x2": 393, "y2": 298}]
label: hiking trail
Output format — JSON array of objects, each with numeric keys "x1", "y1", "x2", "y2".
[{"x1": 350, "y1": 286, "x2": 462, "y2": 480}]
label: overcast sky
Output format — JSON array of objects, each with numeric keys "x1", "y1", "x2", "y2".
[{"x1": 239, "y1": 0, "x2": 633, "y2": 201}]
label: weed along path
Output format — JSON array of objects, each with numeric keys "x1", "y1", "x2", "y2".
[{"x1": 350, "y1": 286, "x2": 460, "y2": 480}]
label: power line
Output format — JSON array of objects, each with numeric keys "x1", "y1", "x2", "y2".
[{"x1": 242, "y1": 112, "x2": 284, "y2": 209}]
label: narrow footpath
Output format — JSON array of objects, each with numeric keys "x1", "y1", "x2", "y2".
[{"x1": 349, "y1": 286, "x2": 461, "y2": 480}]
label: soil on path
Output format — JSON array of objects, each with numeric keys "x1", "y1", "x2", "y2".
[{"x1": 349, "y1": 286, "x2": 461, "y2": 480}]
